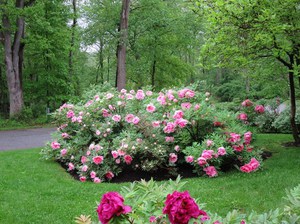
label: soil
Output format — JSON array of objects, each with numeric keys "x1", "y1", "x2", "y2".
[{"x1": 58, "y1": 150, "x2": 273, "y2": 183}]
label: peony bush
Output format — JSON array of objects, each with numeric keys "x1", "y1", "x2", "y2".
[
  {"x1": 75, "y1": 177, "x2": 300, "y2": 224},
  {"x1": 41, "y1": 84, "x2": 263, "y2": 182}
]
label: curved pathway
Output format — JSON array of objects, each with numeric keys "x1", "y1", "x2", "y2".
[{"x1": 0, "y1": 127, "x2": 56, "y2": 151}]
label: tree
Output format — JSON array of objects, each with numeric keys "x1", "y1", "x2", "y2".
[
  {"x1": 116, "y1": 0, "x2": 130, "y2": 91},
  {"x1": 193, "y1": 0, "x2": 300, "y2": 144},
  {"x1": 0, "y1": 0, "x2": 34, "y2": 117}
]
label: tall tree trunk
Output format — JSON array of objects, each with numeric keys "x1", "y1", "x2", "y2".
[
  {"x1": 69, "y1": 0, "x2": 77, "y2": 78},
  {"x1": 116, "y1": 0, "x2": 130, "y2": 91},
  {"x1": 288, "y1": 70, "x2": 300, "y2": 144},
  {"x1": 1, "y1": 0, "x2": 25, "y2": 117},
  {"x1": 151, "y1": 57, "x2": 156, "y2": 87}
]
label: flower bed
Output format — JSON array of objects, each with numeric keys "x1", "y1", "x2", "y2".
[
  {"x1": 41, "y1": 84, "x2": 263, "y2": 183},
  {"x1": 75, "y1": 177, "x2": 300, "y2": 224}
]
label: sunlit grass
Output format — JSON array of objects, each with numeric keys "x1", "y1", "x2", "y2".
[{"x1": 0, "y1": 134, "x2": 299, "y2": 223}]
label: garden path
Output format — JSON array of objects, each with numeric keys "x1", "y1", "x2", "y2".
[{"x1": 0, "y1": 127, "x2": 55, "y2": 151}]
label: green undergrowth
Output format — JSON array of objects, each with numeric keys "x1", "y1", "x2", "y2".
[{"x1": 0, "y1": 134, "x2": 300, "y2": 223}]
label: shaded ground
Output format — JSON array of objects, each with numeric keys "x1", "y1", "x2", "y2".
[{"x1": 0, "y1": 127, "x2": 55, "y2": 150}]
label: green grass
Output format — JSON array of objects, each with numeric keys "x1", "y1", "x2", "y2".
[
  {"x1": 1, "y1": 134, "x2": 300, "y2": 223},
  {"x1": 0, "y1": 117, "x2": 54, "y2": 131}
]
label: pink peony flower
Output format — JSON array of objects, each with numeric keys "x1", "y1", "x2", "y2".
[
  {"x1": 157, "y1": 95, "x2": 166, "y2": 105},
  {"x1": 152, "y1": 121, "x2": 160, "y2": 128},
  {"x1": 71, "y1": 116, "x2": 77, "y2": 122},
  {"x1": 228, "y1": 133, "x2": 241, "y2": 143},
  {"x1": 68, "y1": 163, "x2": 74, "y2": 171},
  {"x1": 96, "y1": 130, "x2": 101, "y2": 136},
  {"x1": 175, "y1": 118, "x2": 188, "y2": 128},
  {"x1": 194, "y1": 104, "x2": 200, "y2": 110},
  {"x1": 149, "y1": 216, "x2": 156, "y2": 223},
  {"x1": 112, "y1": 115, "x2": 121, "y2": 122},
  {"x1": 129, "y1": 90, "x2": 135, "y2": 94},
  {"x1": 238, "y1": 113, "x2": 248, "y2": 121},
  {"x1": 203, "y1": 166, "x2": 218, "y2": 177},
  {"x1": 85, "y1": 100, "x2": 93, "y2": 107},
  {"x1": 255, "y1": 105, "x2": 265, "y2": 113},
  {"x1": 93, "y1": 156, "x2": 104, "y2": 165},
  {"x1": 111, "y1": 150, "x2": 119, "y2": 159},
  {"x1": 94, "y1": 177, "x2": 101, "y2": 183},
  {"x1": 173, "y1": 110, "x2": 184, "y2": 119},
  {"x1": 124, "y1": 155, "x2": 133, "y2": 165},
  {"x1": 108, "y1": 104, "x2": 115, "y2": 111},
  {"x1": 120, "y1": 89, "x2": 127, "y2": 94},
  {"x1": 240, "y1": 164, "x2": 253, "y2": 173},
  {"x1": 135, "y1": 90, "x2": 145, "y2": 100},
  {"x1": 174, "y1": 145, "x2": 180, "y2": 152},
  {"x1": 197, "y1": 157, "x2": 207, "y2": 166},
  {"x1": 60, "y1": 148, "x2": 67, "y2": 156},
  {"x1": 181, "y1": 102, "x2": 192, "y2": 110},
  {"x1": 169, "y1": 153, "x2": 178, "y2": 163},
  {"x1": 125, "y1": 114, "x2": 135, "y2": 123},
  {"x1": 79, "y1": 176, "x2": 86, "y2": 182},
  {"x1": 213, "y1": 221, "x2": 222, "y2": 224},
  {"x1": 132, "y1": 116, "x2": 140, "y2": 125},
  {"x1": 163, "y1": 191, "x2": 207, "y2": 224},
  {"x1": 206, "y1": 139, "x2": 214, "y2": 147},
  {"x1": 66, "y1": 110, "x2": 75, "y2": 118},
  {"x1": 97, "y1": 192, "x2": 132, "y2": 224},
  {"x1": 146, "y1": 104, "x2": 156, "y2": 113},
  {"x1": 249, "y1": 158, "x2": 260, "y2": 170},
  {"x1": 61, "y1": 133, "x2": 69, "y2": 139},
  {"x1": 126, "y1": 93, "x2": 134, "y2": 100},
  {"x1": 105, "y1": 171, "x2": 114, "y2": 180},
  {"x1": 81, "y1": 156, "x2": 87, "y2": 164},
  {"x1": 146, "y1": 90, "x2": 153, "y2": 96},
  {"x1": 244, "y1": 131, "x2": 252, "y2": 144},
  {"x1": 81, "y1": 165, "x2": 88, "y2": 172},
  {"x1": 102, "y1": 109, "x2": 111, "y2": 117},
  {"x1": 90, "y1": 171, "x2": 96, "y2": 179},
  {"x1": 51, "y1": 141, "x2": 61, "y2": 150},
  {"x1": 217, "y1": 147, "x2": 226, "y2": 156},
  {"x1": 201, "y1": 150, "x2": 214, "y2": 160},
  {"x1": 186, "y1": 156, "x2": 194, "y2": 163},
  {"x1": 241, "y1": 99, "x2": 253, "y2": 107},
  {"x1": 106, "y1": 93, "x2": 114, "y2": 99},
  {"x1": 164, "y1": 122, "x2": 176, "y2": 133},
  {"x1": 165, "y1": 136, "x2": 175, "y2": 142}
]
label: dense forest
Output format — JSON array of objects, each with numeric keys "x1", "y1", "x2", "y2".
[{"x1": 0, "y1": 0, "x2": 298, "y2": 118}]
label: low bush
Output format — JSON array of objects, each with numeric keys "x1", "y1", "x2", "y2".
[
  {"x1": 41, "y1": 84, "x2": 262, "y2": 183},
  {"x1": 75, "y1": 177, "x2": 300, "y2": 224}
]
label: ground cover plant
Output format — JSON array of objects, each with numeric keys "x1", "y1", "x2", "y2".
[
  {"x1": 41, "y1": 84, "x2": 263, "y2": 183},
  {"x1": 1, "y1": 134, "x2": 300, "y2": 223}
]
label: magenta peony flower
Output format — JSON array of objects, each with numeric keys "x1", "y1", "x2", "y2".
[
  {"x1": 228, "y1": 133, "x2": 241, "y2": 143},
  {"x1": 255, "y1": 105, "x2": 265, "y2": 113},
  {"x1": 124, "y1": 155, "x2": 133, "y2": 165},
  {"x1": 163, "y1": 191, "x2": 207, "y2": 224},
  {"x1": 152, "y1": 121, "x2": 160, "y2": 128},
  {"x1": 175, "y1": 118, "x2": 188, "y2": 128},
  {"x1": 61, "y1": 132, "x2": 69, "y2": 139},
  {"x1": 66, "y1": 110, "x2": 75, "y2": 118},
  {"x1": 93, "y1": 156, "x2": 104, "y2": 165},
  {"x1": 60, "y1": 148, "x2": 67, "y2": 156},
  {"x1": 90, "y1": 171, "x2": 96, "y2": 179},
  {"x1": 68, "y1": 162, "x2": 74, "y2": 171},
  {"x1": 244, "y1": 131, "x2": 252, "y2": 144},
  {"x1": 81, "y1": 156, "x2": 87, "y2": 164},
  {"x1": 249, "y1": 158, "x2": 260, "y2": 170},
  {"x1": 206, "y1": 139, "x2": 214, "y2": 147},
  {"x1": 105, "y1": 171, "x2": 114, "y2": 180},
  {"x1": 201, "y1": 150, "x2": 214, "y2": 160},
  {"x1": 197, "y1": 157, "x2": 207, "y2": 166},
  {"x1": 94, "y1": 177, "x2": 101, "y2": 183},
  {"x1": 132, "y1": 116, "x2": 140, "y2": 125},
  {"x1": 232, "y1": 144, "x2": 244, "y2": 152},
  {"x1": 164, "y1": 122, "x2": 176, "y2": 133},
  {"x1": 165, "y1": 136, "x2": 175, "y2": 142},
  {"x1": 97, "y1": 192, "x2": 132, "y2": 224},
  {"x1": 149, "y1": 216, "x2": 156, "y2": 223}
]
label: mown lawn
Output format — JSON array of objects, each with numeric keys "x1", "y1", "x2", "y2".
[{"x1": 0, "y1": 134, "x2": 300, "y2": 223}]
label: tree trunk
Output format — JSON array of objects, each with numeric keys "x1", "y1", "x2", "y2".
[
  {"x1": 151, "y1": 58, "x2": 156, "y2": 87},
  {"x1": 1, "y1": 2, "x2": 25, "y2": 117},
  {"x1": 69, "y1": 0, "x2": 77, "y2": 77},
  {"x1": 288, "y1": 70, "x2": 300, "y2": 144},
  {"x1": 116, "y1": 0, "x2": 130, "y2": 91}
]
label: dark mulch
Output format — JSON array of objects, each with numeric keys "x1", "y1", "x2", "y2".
[
  {"x1": 58, "y1": 150, "x2": 272, "y2": 183},
  {"x1": 282, "y1": 142, "x2": 300, "y2": 147}
]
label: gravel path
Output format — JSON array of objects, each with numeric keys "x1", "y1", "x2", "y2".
[{"x1": 0, "y1": 127, "x2": 56, "y2": 151}]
